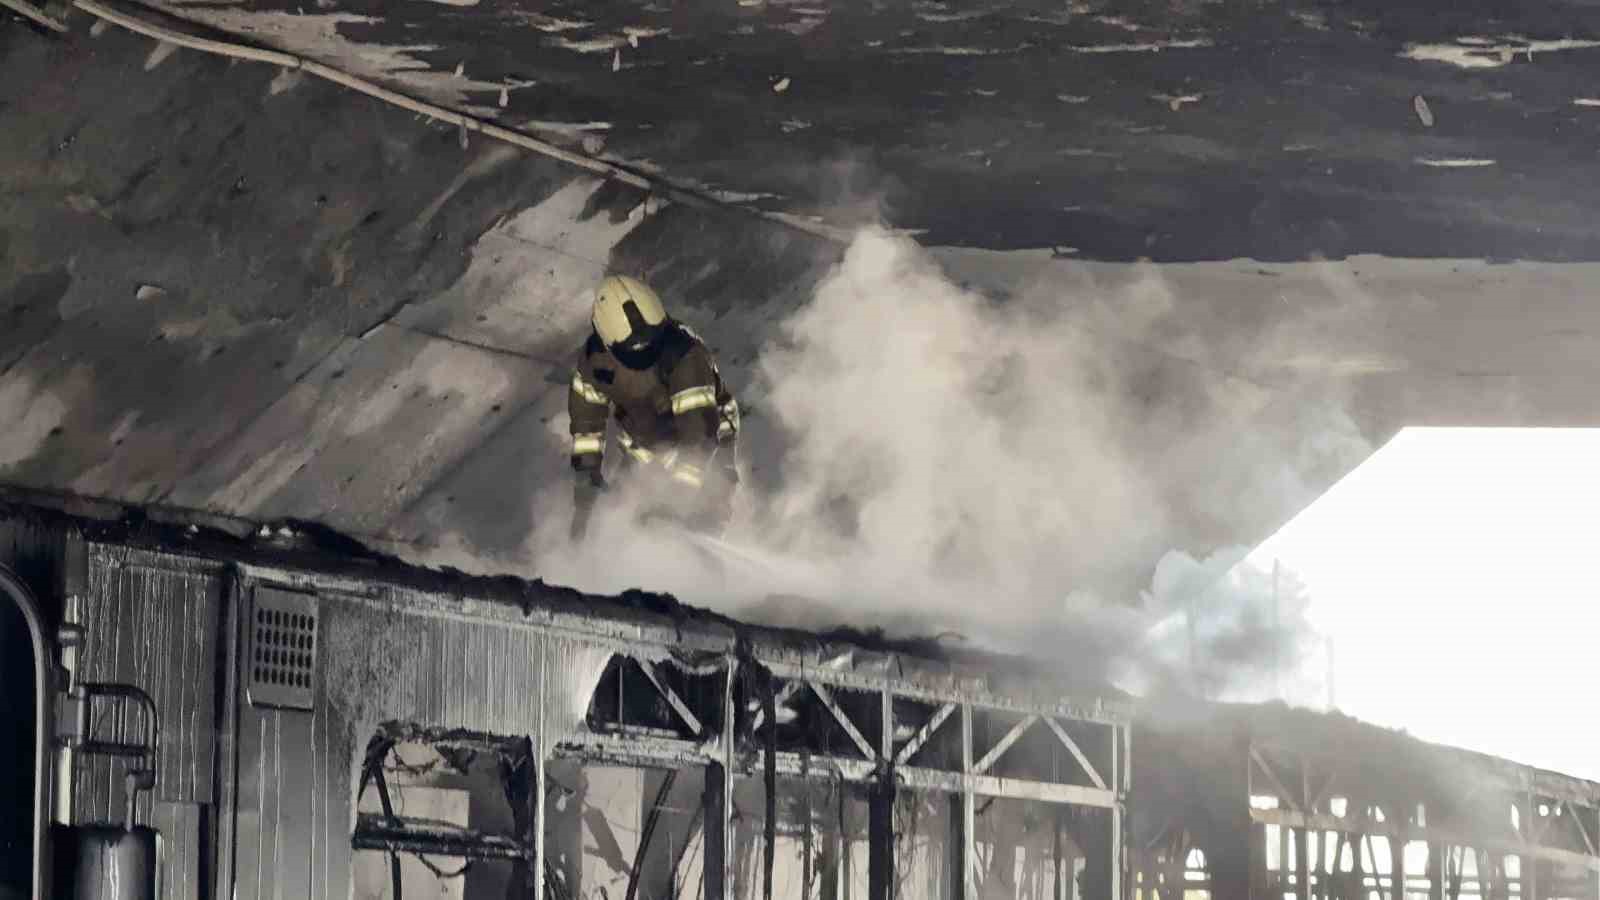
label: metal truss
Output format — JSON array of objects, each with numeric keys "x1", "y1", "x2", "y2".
[
  {"x1": 1246, "y1": 741, "x2": 1600, "y2": 900},
  {"x1": 558, "y1": 648, "x2": 1133, "y2": 900}
]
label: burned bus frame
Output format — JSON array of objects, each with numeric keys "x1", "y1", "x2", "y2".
[
  {"x1": 1129, "y1": 705, "x2": 1600, "y2": 900},
  {"x1": 0, "y1": 494, "x2": 1132, "y2": 900}
]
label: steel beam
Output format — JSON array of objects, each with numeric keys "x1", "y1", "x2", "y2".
[
  {"x1": 1111, "y1": 723, "x2": 1123, "y2": 900},
  {"x1": 1308, "y1": 767, "x2": 1338, "y2": 815},
  {"x1": 1573, "y1": 805, "x2": 1598, "y2": 857},
  {"x1": 534, "y1": 641, "x2": 547, "y2": 900},
  {"x1": 762, "y1": 660, "x2": 1127, "y2": 726},
  {"x1": 1042, "y1": 716, "x2": 1106, "y2": 791},
  {"x1": 717, "y1": 659, "x2": 738, "y2": 900},
  {"x1": 869, "y1": 775, "x2": 893, "y2": 900},
  {"x1": 752, "y1": 680, "x2": 805, "y2": 732},
  {"x1": 1534, "y1": 799, "x2": 1561, "y2": 846},
  {"x1": 555, "y1": 734, "x2": 711, "y2": 769},
  {"x1": 1293, "y1": 826, "x2": 1308, "y2": 900},
  {"x1": 555, "y1": 737, "x2": 1116, "y2": 806},
  {"x1": 809, "y1": 680, "x2": 878, "y2": 760},
  {"x1": 635, "y1": 658, "x2": 704, "y2": 736},
  {"x1": 1251, "y1": 808, "x2": 1600, "y2": 872},
  {"x1": 975, "y1": 714, "x2": 1038, "y2": 775},
  {"x1": 895, "y1": 766, "x2": 1117, "y2": 807},
  {"x1": 894, "y1": 703, "x2": 956, "y2": 766},
  {"x1": 1250, "y1": 747, "x2": 1303, "y2": 813},
  {"x1": 960, "y1": 705, "x2": 976, "y2": 900},
  {"x1": 703, "y1": 764, "x2": 728, "y2": 900},
  {"x1": 351, "y1": 820, "x2": 528, "y2": 860}
]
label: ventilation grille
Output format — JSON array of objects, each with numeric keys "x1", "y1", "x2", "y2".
[{"x1": 248, "y1": 587, "x2": 319, "y2": 710}]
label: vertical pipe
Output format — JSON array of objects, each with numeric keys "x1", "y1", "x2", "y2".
[
  {"x1": 949, "y1": 793, "x2": 966, "y2": 900},
  {"x1": 705, "y1": 657, "x2": 737, "y2": 900},
  {"x1": 1111, "y1": 723, "x2": 1123, "y2": 900},
  {"x1": 842, "y1": 780, "x2": 852, "y2": 900},
  {"x1": 725, "y1": 658, "x2": 738, "y2": 899},
  {"x1": 868, "y1": 776, "x2": 893, "y2": 900},
  {"x1": 1279, "y1": 820, "x2": 1290, "y2": 898},
  {"x1": 535, "y1": 637, "x2": 547, "y2": 900},
  {"x1": 704, "y1": 764, "x2": 728, "y2": 900},
  {"x1": 0, "y1": 563, "x2": 54, "y2": 900},
  {"x1": 880, "y1": 685, "x2": 895, "y2": 900},
  {"x1": 870, "y1": 684, "x2": 894, "y2": 900},
  {"x1": 803, "y1": 768, "x2": 814, "y2": 900},
  {"x1": 1295, "y1": 827, "x2": 1308, "y2": 900},
  {"x1": 961, "y1": 705, "x2": 976, "y2": 900},
  {"x1": 214, "y1": 571, "x2": 242, "y2": 900},
  {"x1": 1427, "y1": 842, "x2": 1445, "y2": 900},
  {"x1": 1526, "y1": 793, "x2": 1538, "y2": 900},
  {"x1": 1249, "y1": 821, "x2": 1262, "y2": 900},
  {"x1": 1123, "y1": 725, "x2": 1132, "y2": 899},
  {"x1": 1054, "y1": 808, "x2": 1066, "y2": 900}
]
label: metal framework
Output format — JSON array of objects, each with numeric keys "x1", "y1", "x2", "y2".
[
  {"x1": 1129, "y1": 709, "x2": 1600, "y2": 900},
  {"x1": 1246, "y1": 742, "x2": 1600, "y2": 900},
  {"x1": 3, "y1": 495, "x2": 1133, "y2": 900},
  {"x1": 557, "y1": 646, "x2": 1133, "y2": 900}
]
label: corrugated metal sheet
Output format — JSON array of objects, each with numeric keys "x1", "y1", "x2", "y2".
[
  {"x1": 74, "y1": 545, "x2": 223, "y2": 826},
  {"x1": 235, "y1": 584, "x2": 561, "y2": 900},
  {"x1": 154, "y1": 801, "x2": 204, "y2": 900},
  {"x1": 235, "y1": 704, "x2": 318, "y2": 900},
  {"x1": 318, "y1": 587, "x2": 546, "y2": 737}
]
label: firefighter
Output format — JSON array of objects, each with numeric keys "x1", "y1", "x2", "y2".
[{"x1": 567, "y1": 274, "x2": 741, "y2": 541}]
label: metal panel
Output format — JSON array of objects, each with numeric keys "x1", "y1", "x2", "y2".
[
  {"x1": 234, "y1": 705, "x2": 316, "y2": 900},
  {"x1": 153, "y1": 801, "x2": 203, "y2": 900},
  {"x1": 247, "y1": 587, "x2": 319, "y2": 710},
  {"x1": 318, "y1": 589, "x2": 547, "y2": 735},
  {"x1": 74, "y1": 546, "x2": 223, "y2": 826},
  {"x1": 232, "y1": 586, "x2": 552, "y2": 900}
]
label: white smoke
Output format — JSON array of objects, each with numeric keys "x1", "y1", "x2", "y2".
[{"x1": 534, "y1": 228, "x2": 1368, "y2": 696}]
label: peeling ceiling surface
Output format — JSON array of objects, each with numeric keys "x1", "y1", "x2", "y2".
[
  {"x1": 112, "y1": 0, "x2": 1600, "y2": 259},
  {"x1": 3, "y1": 2, "x2": 1600, "y2": 623}
]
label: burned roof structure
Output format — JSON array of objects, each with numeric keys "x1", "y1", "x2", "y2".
[
  {"x1": 0, "y1": 490, "x2": 1131, "y2": 898},
  {"x1": 4, "y1": 490, "x2": 1599, "y2": 899}
]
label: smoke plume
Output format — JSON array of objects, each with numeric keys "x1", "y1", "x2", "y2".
[{"x1": 536, "y1": 228, "x2": 1367, "y2": 697}]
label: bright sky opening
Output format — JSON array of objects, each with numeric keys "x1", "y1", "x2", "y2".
[{"x1": 1245, "y1": 427, "x2": 1600, "y2": 781}]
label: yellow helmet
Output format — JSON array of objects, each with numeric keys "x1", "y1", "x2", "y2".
[{"x1": 593, "y1": 275, "x2": 668, "y2": 355}]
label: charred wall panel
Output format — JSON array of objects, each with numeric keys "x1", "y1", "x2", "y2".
[
  {"x1": 232, "y1": 581, "x2": 556, "y2": 900},
  {"x1": 235, "y1": 702, "x2": 318, "y2": 900},
  {"x1": 63, "y1": 544, "x2": 225, "y2": 900},
  {"x1": 72, "y1": 546, "x2": 224, "y2": 825}
]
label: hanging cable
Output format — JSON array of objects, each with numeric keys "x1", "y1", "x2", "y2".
[{"x1": 52, "y1": 0, "x2": 851, "y2": 246}]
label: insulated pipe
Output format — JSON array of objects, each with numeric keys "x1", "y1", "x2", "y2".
[
  {"x1": 60, "y1": 0, "x2": 854, "y2": 246},
  {"x1": 0, "y1": 563, "x2": 54, "y2": 900}
]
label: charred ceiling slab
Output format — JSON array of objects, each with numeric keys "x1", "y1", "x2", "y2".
[
  {"x1": 4, "y1": 16, "x2": 1600, "y2": 631},
  {"x1": 26, "y1": 0, "x2": 1600, "y2": 261}
]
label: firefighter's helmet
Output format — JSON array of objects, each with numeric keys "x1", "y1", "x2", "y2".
[{"x1": 593, "y1": 275, "x2": 668, "y2": 363}]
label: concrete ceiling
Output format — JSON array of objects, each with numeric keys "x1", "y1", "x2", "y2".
[
  {"x1": 60, "y1": 0, "x2": 1600, "y2": 260},
  {"x1": 2, "y1": 1, "x2": 1599, "y2": 639}
]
